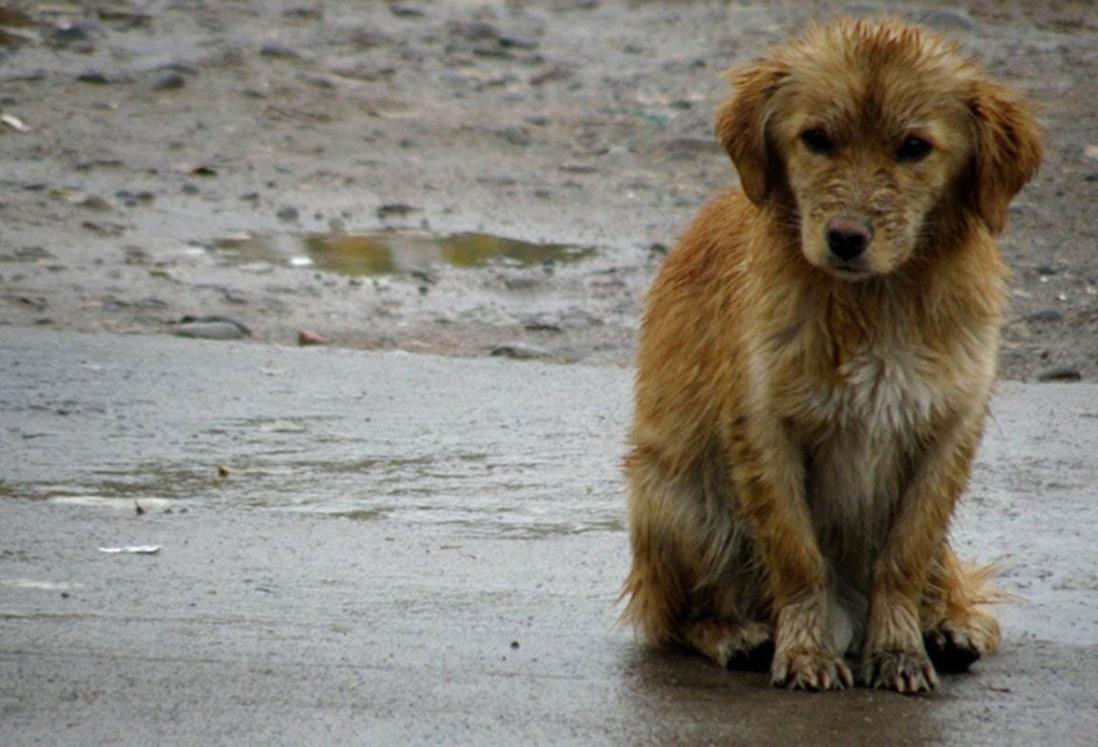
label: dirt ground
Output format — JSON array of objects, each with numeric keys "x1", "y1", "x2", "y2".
[{"x1": 2, "y1": 0, "x2": 1097, "y2": 380}]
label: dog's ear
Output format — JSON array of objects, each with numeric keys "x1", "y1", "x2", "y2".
[
  {"x1": 967, "y1": 81, "x2": 1042, "y2": 234},
  {"x1": 716, "y1": 63, "x2": 787, "y2": 204}
]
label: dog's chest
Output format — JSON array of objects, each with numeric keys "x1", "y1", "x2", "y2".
[{"x1": 797, "y1": 348, "x2": 943, "y2": 551}]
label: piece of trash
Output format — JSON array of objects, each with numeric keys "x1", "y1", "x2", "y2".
[
  {"x1": 98, "y1": 545, "x2": 161, "y2": 554},
  {"x1": 1, "y1": 113, "x2": 29, "y2": 132}
]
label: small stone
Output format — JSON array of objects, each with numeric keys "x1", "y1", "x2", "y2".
[
  {"x1": 1037, "y1": 366, "x2": 1082, "y2": 383},
  {"x1": 510, "y1": 641, "x2": 520, "y2": 649},
  {"x1": 260, "y1": 43, "x2": 300, "y2": 59},
  {"x1": 499, "y1": 33, "x2": 538, "y2": 50},
  {"x1": 449, "y1": 21, "x2": 499, "y2": 41},
  {"x1": 1035, "y1": 264, "x2": 1059, "y2": 276},
  {"x1": 490, "y1": 343, "x2": 552, "y2": 360},
  {"x1": 1024, "y1": 309, "x2": 1064, "y2": 323},
  {"x1": 175, "y1": 315, "x2": 252, "y2": 340},
  {"x1": 77, "y1": 70, "x2": 112, "y2": 85},
  {"x1": 389, "y1": 3, "x2": 424, "y2": 17},
  {"x1": 181, "y1": 183, "x2": 199, "y2": 195},
  {"x1": 377, "y1": 203, "x2": 418, "y2": 218},
  {"x1": 50, "y1": 20, "x2": 99, "y2": 45},
  {"x1": 277, "y1": 206, "x2": 300, "y2": 221},
  {"x1": 152, "y1": 72, "x2": 186, "y2": 91},
  {"x1": 298, "y1": 329, "x2": 331, "y2": 346}
]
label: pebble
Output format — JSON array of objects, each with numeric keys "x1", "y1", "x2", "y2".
[
  {"x1": 499, "y1": 34, "x2": 538, "y2": 50},
  {"x1": 377, "y1": 203, "x2": 418, "y2": 218},
  {"x1": 260, "y1": 43, "x2": 300, "y2": 59},
  {"x1": 277, "y1": 206, "x2": 300, "y2": 221},
  {"x1": 175, "y1": 321, "x2": 247, "y2": 340},
  {"x1": 175, "y1": 315, "x2": 252, "y2": 340},
  {"x1": 50, "y1": 20, "x2": 100, "y2": 46},
  {"x1": 77, "y1": 71, "x2": 113, "y2": 85},
  {"x1": 152, "y1": 72, "x2": 186, "y2": 91},
  {"x1": 1024, "y1": 309, "x2": 1064, "y2": 323},
  {"x1": 390, "y1": 3, "x2": 425, "y2": 18},
  {"x1": 490, "y1": 343, "x2": 552, "y2": 360},
  {"x1": 1037, "y1": 366, "x2": 1082, "y2": 383},
  {"x1": 1035, "y1": 264, "x2": 1059, "y2": 276}
]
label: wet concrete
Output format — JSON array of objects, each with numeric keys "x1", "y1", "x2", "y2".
[{"x1": 2, "y1": 329, "x2": 1097, "y2": 744}]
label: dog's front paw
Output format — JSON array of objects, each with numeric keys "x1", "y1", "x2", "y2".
[
  {"x1": 924, "y1": 611, "x2": 1000, "y2": 673},
  {"x1": 771, "y1": 649, "x2": 853, "y2": 691},
  {"x1": 863, "y1": 650, "x2": 938, "y2": 694}
]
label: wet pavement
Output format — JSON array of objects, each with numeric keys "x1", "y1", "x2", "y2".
[{"x1": 2, "y1": 329, "x2": 1097, "y2": 744}]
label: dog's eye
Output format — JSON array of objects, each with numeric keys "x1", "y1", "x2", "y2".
[
  {"x1": 800, "y1": 128, "x2": 834, "y2": 155},
  {"x1": 896, "y1": 136, "x2": 932, "y2": 162}
]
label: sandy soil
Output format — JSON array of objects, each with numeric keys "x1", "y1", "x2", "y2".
[{"x1": 1, "y1": 0, "x2": 1096, "y2": 379}]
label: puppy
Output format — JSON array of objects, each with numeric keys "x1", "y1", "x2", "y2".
[{"x1": 623, "y1": 18, "x2": 1041, "y2": 694}]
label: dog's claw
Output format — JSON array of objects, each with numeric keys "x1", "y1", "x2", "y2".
[
  {"x1": 771, "y1": 650, "x2": 852, "y2": 692},
  {"x1": 863, "y1": 650, "x2": 938, "y2": 694}
]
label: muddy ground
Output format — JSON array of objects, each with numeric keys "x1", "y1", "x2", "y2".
[{"x1": 1, "y1": 0, "x2": 1097, "y2": 378}]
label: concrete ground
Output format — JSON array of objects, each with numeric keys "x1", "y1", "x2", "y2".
[{"x1": 1, "y1": 329, "x2": 1097, "y2": 745}]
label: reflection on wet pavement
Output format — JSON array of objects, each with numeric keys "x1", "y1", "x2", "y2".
[{"x1": 213, "y1": 230, "x2": 597, "y2": 276}]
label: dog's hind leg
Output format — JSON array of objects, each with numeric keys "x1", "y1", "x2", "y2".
[
  {"x1": 623, "y1": 445, "x2": 769, "y2": 667},
  {"x1": 920, "y1": 544, "x2": 1002, "y2": 673}
]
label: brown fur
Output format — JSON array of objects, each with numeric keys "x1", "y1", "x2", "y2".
[{"x1": 623, "y1": 18, "x2": 1040, "y2": 694}]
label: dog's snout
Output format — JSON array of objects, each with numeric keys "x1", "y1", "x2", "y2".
[{"x1": 826, "y1": 217, "x2": 873, "y2": 261}]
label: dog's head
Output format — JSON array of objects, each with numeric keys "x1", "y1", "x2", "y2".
[{"x1": 717, "y1": 18, "x2": 1042, "y2": 280}]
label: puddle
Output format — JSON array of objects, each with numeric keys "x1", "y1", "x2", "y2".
[{"x1": 212, "y1": 230, "x2": 596, "y2": 276}]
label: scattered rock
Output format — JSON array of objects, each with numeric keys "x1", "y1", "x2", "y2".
[
  {"x1": 377, "y1": 203, "x2": 418, "y2": 218},
  {"x1": 181, "y1": 183, "x2": 200, "y2": 195},
  {"x1": 277, "y1": 206, "x2": 300, "y2": 221},
  {"x1": 449, "y1": 21, "x2": 500, "y2": 41},
  {"x1": 260, "y1": 43, "x2": 300, "y2": 59},
  {"x1": 1024, "y1": 309, "x2": 1064, "y2": 323},
  {"x1": 77, "y1": 71, "x2": 114, "y2": 85},
  {"x1": 49, "y1": 20, "x2": 101, "y2": 46},
  {"x1": 1037, "y1": 366, "x2": 1082, "y2": 382},
  {"x1": 298, "y1": 329, "x2": 331, "y2": 346},
  {"x1": 1035, "y1": 264, "x2": 1059, "y2": 276},
  {"x1": 389, "y1": 3, "x2": 425, "y2": 18},
  {"x1": 175, "y1": 315, "x2": 252, "y2": 340},
  {"x1": 499, "y1": 33, "x2": 538, "y2": 50},
  {"x1": 490, "y1": 343, "x2": 552, "y2": 360},
  {"x1": 152, "y1": 71, "x2": 186, "y2": 91}
]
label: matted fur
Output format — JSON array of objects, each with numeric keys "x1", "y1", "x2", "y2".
[{"x1": 623, "y1": 18, "x2": 1040, "y2": 694}]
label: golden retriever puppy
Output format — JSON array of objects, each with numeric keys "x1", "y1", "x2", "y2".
[{"x1": 623, "y1": 17, "x2": 1041, "y2": 694}]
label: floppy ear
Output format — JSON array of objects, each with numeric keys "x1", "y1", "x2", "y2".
[
  {"x1": 968, "y1": 81, "x2": 1042, "y2": 234},
  {"x1": 715, "y1": 63, "x2": 787, "y2": 204}
]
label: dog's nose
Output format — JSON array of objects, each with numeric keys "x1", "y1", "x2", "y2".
[{"x1": 826, "y1": 217, "x2": 873, "y2": 261}]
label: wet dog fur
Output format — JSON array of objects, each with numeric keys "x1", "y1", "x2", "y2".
[{"x1": 622, "y1": 18, "x2": 1041, "y2": 693}]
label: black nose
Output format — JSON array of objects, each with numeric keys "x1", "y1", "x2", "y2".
[{"x1": 826, "y1": 217, "x2": 873, "y2": 261}]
